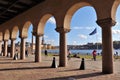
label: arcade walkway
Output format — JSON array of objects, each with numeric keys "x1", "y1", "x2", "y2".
[{"x1": 0, "y1": 54, "x2": 120, "y2": 80}]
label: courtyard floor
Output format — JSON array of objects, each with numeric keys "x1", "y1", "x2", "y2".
[{"x1": 0, "y1": 54, "x2": 120, "y2": 80}]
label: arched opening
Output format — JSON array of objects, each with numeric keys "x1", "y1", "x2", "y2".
[
  {"x1": 111, "y1": 0, "x2": 120, "y2": 21},
  {"x1": 20, "y1": 21, "x2": 33, "y2": 60},
  {"x1": 15, "y1": 30, "x2": 20, "y2": 49},
  {"x1": 37, "y1": 14, "x2": 58, "y2": 61},
  {"x1": 113, "y1": 5, "x2": 120, "y2": 51},
  {"x1": 38, "y1": 14, "x2": 54, "y2": 34},
  {"x1": 10, "y1": 26, "x2": 20, "y2": 58},
  {"x1": 11, "y1": 26, "x2": 20, "y2": 47},
  {"x1": 65, "y1": 4, "x2": 102, "y2": 70},
  {"x1": 64, "y1": 2, "x2": 92, "y2": 29},
  {"x1": 25, "y1": 24, "x2": 34, "y2": 58},
  {"x1": 44, "y1": 16, "x2": 58, "y2": 51},
  {"x1": 112, "y1": 3, "x2": 120, "y2": 73},
  {"x1": 22, "y1": 21, "x2": 32, "y2": 37}
]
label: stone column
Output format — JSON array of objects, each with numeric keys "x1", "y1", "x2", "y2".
[
  {"x1": 96, "y1": 18, "x2": 116, "y2": 74},
  {"x1": 3, "y1": 40, "x2": 8, "y2": 56},
  {"x1": 11, "y1": 38, "x2": 16, "y2": 58},
  {"x1": 34, "y1": 33, "x2": 43, "y2": 62},
  {"x1": 55, "y1": 27, "x2": 70, "y2": 67},
  {"x1": 20, "y1": 37, "x2": 26, "y2": 60}
]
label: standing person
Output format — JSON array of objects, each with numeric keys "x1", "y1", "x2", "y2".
[
  {"x1": 92, "y1": 50, "x2": 97, "y2": 61},
  {"x1": 0, "y1": 48, "x2": 3, "y2": 56},
  {"x1": 67, "y1": 49, "x2": 71, "y2": 60},
  {"x1": 25, "y1": 49, "x2": 28, "y2": 57},
  {"x1": 44, "y1": 49, "x2": 48, "y2": 56},
  {"x1": 115, "y1": 51, "x2": 119, "y2": 59},
  {"x1": 13, "y1": 49, "x2": 18, "y2": 60},
  {"x1": 16, "y1": 49, "x2": 18, "y2": 58},
  {"x1": 116, "y1": 51, "x2": 118, "y2": 56}
]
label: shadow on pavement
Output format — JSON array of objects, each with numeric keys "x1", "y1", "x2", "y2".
[
  {"x1": 0, "y1": 66, "x2": 51, "y2": 71},
  {"x1": 40, "y1": 72, "x2": 105, "y2": 80}
]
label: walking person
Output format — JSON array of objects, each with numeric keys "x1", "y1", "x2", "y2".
[{"x1": 92, "y1": 50, "x2": 97, "y2": 61}]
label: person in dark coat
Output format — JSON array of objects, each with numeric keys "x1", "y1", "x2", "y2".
[
  {"x1": 44, "y1": 49, "x2": 48, "y2": 56},
  {"x1": 92, "y1": 50, "x2": 97, "y2": 61},
  {"x1": 67, "y1": 49, "x2": 71, "y2": 60},
  {"x1": 25, "y1": 49, "x2": 28, "y2": 57}
]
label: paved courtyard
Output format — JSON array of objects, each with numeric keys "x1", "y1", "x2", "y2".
[{"x1": 0, "y1": 54, "x2": 120, "y2": 80}]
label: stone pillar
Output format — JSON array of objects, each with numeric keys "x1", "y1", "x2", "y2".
[
  {"x1": 11, "y1": 38, "x2": 15, "y2": 58},
  {"x1": 55, "y1": 27, "x2": 70, "y2": 67},
  {"x1": 3, "y1": 40, "x2": 8, "y2": 56},
  {"x1": 96, "y1": 18, "x2": 116, "y2": 74},
  {"x1": 20, "y1": 37, "x2": 26, "y2": 60},
  {"x1": 34, "y1": 33, "x2": 43, "y2": 62}
]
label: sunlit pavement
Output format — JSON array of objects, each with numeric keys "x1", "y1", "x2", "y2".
[{"x1": 0, "y1": 54, "x2": 120, "y2": 80}]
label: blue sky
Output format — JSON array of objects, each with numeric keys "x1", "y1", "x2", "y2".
[{"x1": 15, "y1": 6, "x2": 120, "y2": 46}]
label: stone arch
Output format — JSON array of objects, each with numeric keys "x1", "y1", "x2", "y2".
[
  {"x1": 37, "y1": 14, "x2": 56, "y2": 34},
  {"x1": 64, "y1": 2, "x2": 97, "y2": 29},
  {"x1": 11, "y1": 26, "x2": 19, "y2": 39},
  {"x1": 4, "y1": 29, "x2": 10, "y2": 40},
  {"x1": 0, "y1": 32, "x2": 3, "y2": 41},
  {"x1": 111, "y1": 0, "x2": 120, "y2": 21},
  {"x1": 21, "y1": 21, "x2": 32, "y2": 37}
]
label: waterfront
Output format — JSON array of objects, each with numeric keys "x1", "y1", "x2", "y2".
[{"x1": 43, "y1": 49, "x2": 120, "y2": 55}]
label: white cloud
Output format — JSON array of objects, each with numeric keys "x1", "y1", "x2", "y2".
[
  {"x1": 112, "y1": 30, "x2": 120, "y2": 35},
  {"x1": 98, "y1": 37, "x2": 102, "y2": 43},
  {"x1": 73, "y1": 41, "x2": 77, "y2": 45},
  {"x1": 72, "y1": 26, "x2": 94, "y2": 30},
  {"x1": 44, "y1": 35, "x2": 48, "y2": 38},
  {"x1": 78, "y1": 34, "x2": 87, "y2": 39},
  {"x1": 45, "y1": 39, "x2": 55, "y2": 45},
  {"x1": 72, "y1": 26, "x2": 83, "y2": 30},
  {"x1": 25, "y1": 38, "x2": 32, "y2": 43},
  {"x1": 85, "y1": 27, "x2": 94, "y2": 30},
  {"x1": 48, "y1": 17, "x2": 56, "y2": 24}
]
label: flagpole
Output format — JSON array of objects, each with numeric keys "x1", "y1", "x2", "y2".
[{"x1": 89, "y1": 28, "x2": 97, "y2": 51}]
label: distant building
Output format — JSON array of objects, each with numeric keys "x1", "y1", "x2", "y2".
[{"x1": 87, "y1": 43, "x2": 94, "y2": 46}]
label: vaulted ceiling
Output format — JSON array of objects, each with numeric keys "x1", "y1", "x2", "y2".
[{"x1": 0, "y1": 0, "x2": 45, "y2": 25}]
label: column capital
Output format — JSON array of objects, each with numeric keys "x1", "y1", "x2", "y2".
[
  {"x1": 0, "y1": 40, "x2": 2, "y2": 42},
  {"x1": 96, "y1": 18, "x2": 116, "y2": 28},
  {"x1": 10, "y1": 38, "x2": 16, "y2": 40},
  {"x1": 3, "y1": 39, "x2": 8, "y2": 41},
  {"x1": 55, "y1": 27, "x2": 70, "y2": 33},
  {"x1": 19, "y1": 36, "x2": 27, "y2": 39},
  {"x1": 33, "y1": 32, "x2": 43, "y2": 37}
]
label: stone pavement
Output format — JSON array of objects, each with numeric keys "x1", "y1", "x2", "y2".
[{"x1": 0, "y1": 54, "x2": 120, "y2": 80}]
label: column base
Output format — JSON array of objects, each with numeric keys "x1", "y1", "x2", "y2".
[{"x1": 102, "y1": 70, "x2": 113, "y2": 74}]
